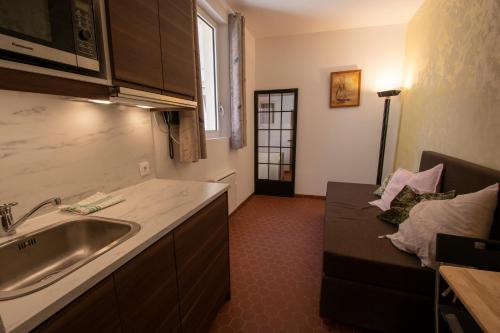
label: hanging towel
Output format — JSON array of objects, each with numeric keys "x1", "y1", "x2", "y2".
[{"x1": 60, "y1": 192, "x2": 125, "y2": 215}]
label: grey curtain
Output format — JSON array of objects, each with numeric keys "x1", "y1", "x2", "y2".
[
  {"x1": 178, "y1": 4, "x2": 207, "y2": 162},
  {"x1": 229, "y1": 13, "x2": 247, "y2": 149}
]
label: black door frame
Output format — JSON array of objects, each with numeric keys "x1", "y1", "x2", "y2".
[{"x1": 254, "y1": 88, "x2": 298, "y2": 197}]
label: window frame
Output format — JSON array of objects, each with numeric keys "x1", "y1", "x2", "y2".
[{"x1": 197, "y1": 9, "x2": 220, "y2": 136}]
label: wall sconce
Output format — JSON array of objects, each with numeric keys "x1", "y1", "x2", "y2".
[{"x1": 376, "y1": 89, "x2": 401, "y2": 185}]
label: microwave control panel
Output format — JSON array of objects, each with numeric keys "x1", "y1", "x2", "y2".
[{"x1": 72, "y1": 0, "x2": 98, "y2": 60}]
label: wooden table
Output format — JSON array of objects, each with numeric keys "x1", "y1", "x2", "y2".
[{"x1": 439, "y1": 265, "x2": 500, "y2": 333}]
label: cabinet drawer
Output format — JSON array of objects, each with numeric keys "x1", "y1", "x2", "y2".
[
  {"x1": 32, "y1": 276, "x2": 121, "y2": 333},
  {"x1": 174, "y1": 193, "x2": 229, "y2": 332},
  {"x1": 181, "y1": 245, "x2": 230, "y2": 332},
  {"x1": 114, "y1": 233, "x2": 181, "y2": 333}
]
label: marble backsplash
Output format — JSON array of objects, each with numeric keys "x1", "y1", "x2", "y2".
[{"x1": 0, "y1": 90, "x2": 156, "y2": 216}]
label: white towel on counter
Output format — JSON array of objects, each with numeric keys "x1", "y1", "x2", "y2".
[{"x1": 60, "y1": 192, "x2": 125, "y2": 215}]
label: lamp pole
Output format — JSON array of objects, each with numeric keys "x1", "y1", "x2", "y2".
[{"x1": 376, "y1": 90, "x2": 401, "y2": 185}]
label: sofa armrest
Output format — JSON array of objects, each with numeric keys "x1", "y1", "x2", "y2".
[{"x1": 435, "y1": 233, "x2": 500, "y2": 271}]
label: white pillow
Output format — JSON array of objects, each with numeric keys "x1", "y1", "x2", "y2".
[
  {"x1": 387, "y1": 183, "x2": 499, "y2": 268},
  {"x1": 370, "y1": 164, "x2": 444, "y2": 211}
]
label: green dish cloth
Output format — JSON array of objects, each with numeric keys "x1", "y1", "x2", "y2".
[{"x1": 60, "y1": 192, "x2": 125, "y2": 215}]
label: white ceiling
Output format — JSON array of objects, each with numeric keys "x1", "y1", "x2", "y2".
[{"x1": 226, "y1": 0, "x2": 424, "y2": 38}]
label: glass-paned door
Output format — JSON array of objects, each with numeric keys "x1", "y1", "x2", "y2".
[{"x1": 254, "y1": 89, "x2": 298, "y2": 196}]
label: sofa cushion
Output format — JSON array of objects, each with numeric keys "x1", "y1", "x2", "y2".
[
  {"x1": 323, "y1": 182, "x2": 435, "y2": 296},
  {"x1": 388, "y1": 183, "x2": 499, "y2": 269},
  {"x1": 420, "y1": 151, "x2": 500, "y2": 240}
]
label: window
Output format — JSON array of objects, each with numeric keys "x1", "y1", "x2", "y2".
[{"x1": 197, "y1": 14, "x2": 218, "y2": 132}]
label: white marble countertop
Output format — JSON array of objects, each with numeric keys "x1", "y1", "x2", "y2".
[{"x1": 0, "y1": 178, "x2": 228, "y2": 333}]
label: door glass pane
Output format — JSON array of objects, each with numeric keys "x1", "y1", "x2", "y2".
[
  {"x1": 258, "y1": 112, "x2": 270, "y2": 129},
  {"x1": 281, "y1": 147, "x2": 292, "y2": 164},
  {"x1": 270, "y1": 130, "x2": 280, "y2": 146},
  {"x1": 269, "y1": 147, "x2": 281, "y2": 164},
  {"x1": 258, "y1": 147, "x2": 269, "y2": 163},
  {"x1": 269, "y1": 165, "x2": 280, "y2": 180},
  {"x1": 282, "y1": 112, "x2": 293, "y2": 130},
  {"x1": 269, "y1": 112, "x2": 281, "y2": 129},
  {"x1": 269, "y1": 94, "x2": 282, "y2": 112},
  {"x1": 258, "y1": 130, "x2": 269, "y2": 147},
  {"x1": 258, "y1": 164, "x2": 268, "y2": 179},
  {"x1": 258, "y1": 94, "x2": 271, "y2": 111},
  {"x1": 282, "y1": 93, "x2": 295, "y2": 111},
  {"x1": 281, "y1": 130, "x2": 293, "y2": 147},
  {"x1": 255, "y1": 90, "x2": 297, "y2": 193},
  {"x1": 282, "y1": 165, "x2": 292, "y2": 182}
]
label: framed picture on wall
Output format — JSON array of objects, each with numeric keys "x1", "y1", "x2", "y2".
[{"x1": 329, "y1": 69, "x2": 361, "y2": 108}]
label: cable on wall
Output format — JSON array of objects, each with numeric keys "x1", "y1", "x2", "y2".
[{"x1": 154, "y1": 112, "x2": 180, "y2": 159}]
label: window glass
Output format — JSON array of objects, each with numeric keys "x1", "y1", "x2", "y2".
[{"x1": 197, "y1": 15, "x2": 217, "y2": 131}]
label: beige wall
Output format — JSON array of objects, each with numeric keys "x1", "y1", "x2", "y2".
[
  {"x1": 255, "y1": 25, "x2": 407, "y2": 195},
  {"x1": 396, "y1": 0, "x2": 500, "y2": 171}
]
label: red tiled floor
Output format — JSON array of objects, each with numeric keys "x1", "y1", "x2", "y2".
[{"x1": 210, "y1": 195, "x2": 367, "y2": 333}]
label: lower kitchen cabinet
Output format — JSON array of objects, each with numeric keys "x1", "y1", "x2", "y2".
[
  {"x1": 174, "y1": 193, "x2": 230, "y2": 332},
  {"x1": 114, "y1": 233, "x2": 181, "y2": 333},
  {"x1": 32, "y1": 193, "x2": 229, "y2": 333},
  {"x1": 32, "y1": 276, "x2": 122, "y2": 333}
]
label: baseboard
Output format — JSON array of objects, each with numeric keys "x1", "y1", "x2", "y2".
[
  {"x1": 295, "y1": 194, "x2": 326, "y2": 200},
  {"x1": 230, "y1": 193, "x2": 254, "y2": 217}
]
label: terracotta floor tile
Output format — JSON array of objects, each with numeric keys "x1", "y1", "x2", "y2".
[{"x1": 209, "y1": 195, "x2": 363, "y2": 333}]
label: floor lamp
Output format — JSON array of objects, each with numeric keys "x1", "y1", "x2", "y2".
[{"x1": 376, "y1": 89, "x2": 401, "y2": 185}]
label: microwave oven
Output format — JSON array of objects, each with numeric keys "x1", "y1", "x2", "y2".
[{"x1": 0, "y1": 0, "x2": 102, "y2": 75}]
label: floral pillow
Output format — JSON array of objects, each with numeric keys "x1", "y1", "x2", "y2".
[{"x1": 377, "y1": 185, "x2": 456, "y2": 225}]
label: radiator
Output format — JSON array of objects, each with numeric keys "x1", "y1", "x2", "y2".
[{"x1": 212, "y1": 169, "x2": 237, "y2": 214}]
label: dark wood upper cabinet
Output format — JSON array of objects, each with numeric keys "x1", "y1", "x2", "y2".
[
  {"x1": 113, "y1": 233, "x2": 181, "y2": 333},
  {"x1": 159, "y1": 0, "x2": 197, "y2": 98},
  {"x1": 106, "y1": 0, "x2": 197, "y2": 98},
  {"x1": 32, "y1": 276, "x2": 122, "y2": 333},
  {"x1": 106, "y1": 0, "x2": 164, "y2": 90}
]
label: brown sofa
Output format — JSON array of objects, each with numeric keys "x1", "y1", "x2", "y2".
[{"x1": 319, "y1": 151, "x2": 500, "y2": 332}]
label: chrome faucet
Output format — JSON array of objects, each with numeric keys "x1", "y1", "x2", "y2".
[{"x1": 0, "y1": 197, "x2": 62, "y2": 237}]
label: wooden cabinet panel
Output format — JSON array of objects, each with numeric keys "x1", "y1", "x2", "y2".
[
  {"x1": 159, "y1": 0, "x2": 197, "y2": 98},
  {"x1": 32, "y1": 276, "x2": 121, "y2": 333},
  {"x1": 106, "y1": 0, "x2": 164, "y2": 90},
  {"x1": 181, "y1": 244, "x2": 230, "y2": 333},
  {"x1": 114, "y1": 233, "x2": 181, "y2": 333},
  {"x1": 0, "y1": 68, "x2": 109, "y2": 100},
  {"x1": 174, "y1": 193, "x2": 230, "y2": 332}
]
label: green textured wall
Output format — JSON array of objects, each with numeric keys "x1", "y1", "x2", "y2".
[{"x1": 396, "y1": 0, "x2": 500, "y2": 171}]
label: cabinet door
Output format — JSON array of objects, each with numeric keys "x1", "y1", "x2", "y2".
[
  {"x1": 159, "y1": 0, "x2": 197, "y2": 98},
  {"x1": 106, "y1": 0, "x2": 164, "y2": 90},
  {"x1": 174, "y1": 193, "x2": 230, "y2": 332},
  {"x1": 32, "y1": 276, "x2": 121, "y2": 333},
  {"x1": 114, "y1": 233, "x2": 181, "y2": 333}
]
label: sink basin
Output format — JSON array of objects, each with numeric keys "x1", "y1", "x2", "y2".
[{"x1": 0, "y1": 217, "x2": 140, "y2": 300}]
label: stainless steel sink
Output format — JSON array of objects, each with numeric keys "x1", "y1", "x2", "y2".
[{"x1": 0, "y1": 217, "x2": 140, "y2": 300}]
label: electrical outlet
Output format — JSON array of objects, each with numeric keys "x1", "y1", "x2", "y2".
[{"x1": 139, "y1": 161, "x2": 151, "y2": 177}]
